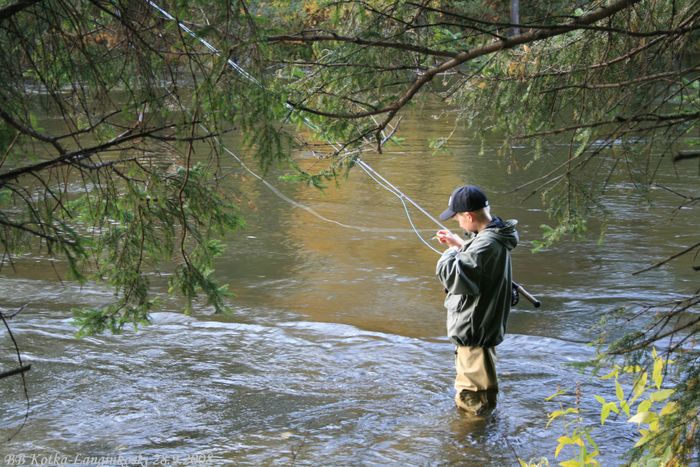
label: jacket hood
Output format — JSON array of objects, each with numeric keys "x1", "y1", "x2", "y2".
[{"x1": 479, "y1": 217, "x2": 518, "y2": 250}]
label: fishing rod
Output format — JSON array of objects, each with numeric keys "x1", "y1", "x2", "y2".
[
  {"x1": 146, "y1": 1, "x2": 541, "y2": 308},
  {"x1": 357, "y1": 162, "x2": 541, "y2": 308},
  {"x1": 513, "y1": 282, "x2": 541, "y2": 308}
]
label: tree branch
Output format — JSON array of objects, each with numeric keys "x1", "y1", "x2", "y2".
[
  {"x1": 373, "y1": 0, "x2": 644, "y2": 142},
  {"x1": 265, "y1": 31, "x2": 459, "y2": 58},
  {"x1": 0, "y1": 126, "x2": 165, "y2": 185},
  {"x1": 611, "y1": 312, "x2": 700, "y2": 354},
  {"x1": 633, "y1": 241, "x2": 700, "y2": 275},
  {"x1": 0, "y1": 113, "x2": 215, "y2": 186},
  {"x1": 0, "y1": 106, "x2": 65, "y2": 153},
  {"x1": 539, "y1": 66, "x2": 700, "y2": 93},
  {"x1": 515, "y1": 111, "x2": 699, "y2": 139},
  {"x1": 406, "y1": 1, "x2": 700, "y2": 38},
  {"x1": 0, "y1": 0, "x2": 41, "y2": 22},
  {"x1": 286, "y1": 0, "x2": 644, "y2": 128},
  {"x1": 674, "y1": 150, "x2": 700, "y2": 162},
  {"x1": 0, "y1": 217, "x2": 68, "y2": 243}
]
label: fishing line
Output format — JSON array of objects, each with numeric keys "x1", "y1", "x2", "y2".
[
  {"x1": 355, "y1": 160, "x2": 443, "y2": 254},
  {"x1": 146, "y1": 1, "x2": 543, "y2": 311},
  {"x1": 147, "y1": 0, "x2": 543, "y2": 305},
  {"x1": 355, "y1": 159, "x2": 450, "y2": 231},
  {"x1": 217, "y1": 142, "x2": 426, "y2": 234},
  {"x1": 146, "y1": 0, "x2": 449, "y2": 245},
  {"x1": 400, "y1": 197, "x2": 442, "y2": 255}
]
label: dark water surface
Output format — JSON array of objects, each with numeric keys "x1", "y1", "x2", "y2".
[{"x1": 1, "y1": 107, "x2": 697, "y2": 465}]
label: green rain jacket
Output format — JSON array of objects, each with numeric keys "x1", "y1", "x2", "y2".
[{"x1": 436, "y1": 217, "x2": 519, "y2": 347}]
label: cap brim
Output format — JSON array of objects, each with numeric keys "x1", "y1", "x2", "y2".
[{"x1": 439, "y1": 208, "x2": 456, "y2": 221}]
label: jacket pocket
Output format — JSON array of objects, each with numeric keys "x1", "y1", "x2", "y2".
[{"x1": 444, "y1": 293, "x2": 465, "y2": 312}]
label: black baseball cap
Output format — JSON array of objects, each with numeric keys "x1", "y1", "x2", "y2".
[{"x1": 439, "y1": 185, "x2": 489, "y2": 221}]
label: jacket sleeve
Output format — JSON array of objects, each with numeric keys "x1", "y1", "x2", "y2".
[{"x1": 435, "y1": 244, "x2": 482, "y2": 296}]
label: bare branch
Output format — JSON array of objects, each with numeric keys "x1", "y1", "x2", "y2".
[
  {"x1": 633, "y1": 241, "x2": 700, "y2": 275},
  {"x1": 674, "y1": 150, "x2": 700, "y2": 162},
  {"x1": 539, "y1": 66, "x2": 700, "y2": 93}
]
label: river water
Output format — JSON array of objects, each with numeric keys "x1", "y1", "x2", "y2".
[{"x1": 1, "y1": 106, "x2": 698, "y2": 465}]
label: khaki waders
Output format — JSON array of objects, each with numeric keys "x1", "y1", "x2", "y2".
[{"x1": 454, "y1": 346, "x2": 498, "y2": 415}]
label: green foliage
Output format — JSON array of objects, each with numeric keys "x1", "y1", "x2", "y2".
[
  {"x1": 0, "y1": 0, "x2": 269, "y2": 334},
  {"x1": 535, "y1": 348, "x2": 698, "y2": 466},
  {"x1": 279, "y1": 159, "x2": 349, "y2": 190},
  {"x1": 541, "y1": 383, "x2": 601, "y2": 467},
  {"x1": 427, "y1": 136, "x2": 449, "y2": 155},
  {"x1": 0, "y1": 121, "x2": 17, "y2": 154},
  {"x1": 0, "y1": 0, "x2": 696, "y2": 391},
  {"x1": 532, "y1": 217, "x2": 587, "y2": 252},
  {"x1": 65, "y1": 162, "x2": 243, "y2": 334}
]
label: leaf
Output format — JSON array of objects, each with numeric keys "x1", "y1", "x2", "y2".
[
  {"x1": 653, "y1": 356, "x2": 664, "y2": 389},
  {"x1": 582, "y1": 450, "x2": 600, "y2": 464},
  {"x1": 634, "y1": 429, "x2": 652, "y2": 448},
  {"x1": 615, "y1": 380, "x2": 624, "y2": 403},
  {"x1": 649, "y1": 419, "x2": 660, "y2": 432},
  {"x1": 628, "y1": 411, "x2": 652, "y2": 425},
  {"x1": 637, "y1": 399, "x2": 652, "y2": 415},
  {"x1": 649, "y1": 389, "x2": 674, "y2": 402},
  {"x1": 559, "y1": 460, "x2": 584, "y2": 467},
  {"x1": 632, "y1": 371, "x2": 648, "y2": 398},
  {"x1": 583, "y1": 431, "x2": 600, "y2": 457},
  {"x1": 555, "y1": 435, "x2": 583, "y2": 458},
  {"x1": 547, "y1": 408, "x2": 579, "y2": 427},
  {"x1": 659, "y1": 401, "x2": 678, "y2": 416},
  {"x1": 619, "y1": 400, "x2": 630, "y2": 417},
  {"x1": 600, "y1": 405, "x2": 611, "y2": 425},
  {"x1": 600, "y1": 401, "x2": 620, "y2": 425},
  {"x1": 546, "y1": 388, "x2": 567, "y2": 401}
]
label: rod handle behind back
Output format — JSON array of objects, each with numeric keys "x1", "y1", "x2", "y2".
[{"x1": 513, "y1": 281, "x2": 541, "y2": 308}]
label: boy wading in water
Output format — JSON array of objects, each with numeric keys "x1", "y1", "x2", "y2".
[{"x1": 434, "y1": 185, "x2": 518, "y2": 415}]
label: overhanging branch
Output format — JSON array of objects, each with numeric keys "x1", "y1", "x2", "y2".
[
  {"x1": 0, "y1": 0, "x2": 42, "y2": 22},
  {"x1": 0, "y1": 122, "x2": 215, "y2": 185},
  {"x1": 266, "y1": 31, "x2": 459, "y2": 58},
  {"x1": 674, "y1": 150, "x2": 700, "y2": 162},
  {"x1": 407, "y1": 1, "x2": 700, "y2": 38},
  {"x1": 633, "y1": 242, "x2": 700, "y2": 275},
  {"x1": 373, "y1": 0, "x2": 644, "y2": 141},
  {"x1": 281, "y1": 0, "x2": 643, "y2": 139}
]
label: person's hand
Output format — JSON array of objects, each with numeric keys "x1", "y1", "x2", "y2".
[{"x1": 435, "y1": 230, "x2": 464, "y2": 248}]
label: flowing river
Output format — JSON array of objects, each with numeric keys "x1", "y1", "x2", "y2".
[{"x1": 1, "y1": 106, "x2": 698, "y2": 465}]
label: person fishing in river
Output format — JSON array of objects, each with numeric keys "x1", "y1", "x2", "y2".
[{"x1": 434, "y1": 185, "x2": 519, "y2": 415}]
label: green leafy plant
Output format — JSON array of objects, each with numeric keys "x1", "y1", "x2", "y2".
[{"x1": 531, "y1": 348, "x2": 693, "y2": 466}]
